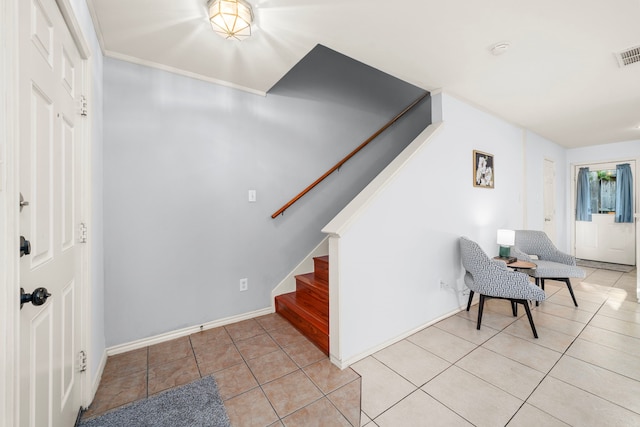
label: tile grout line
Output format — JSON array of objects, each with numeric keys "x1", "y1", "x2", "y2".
[
  {"x1": 365, "y1": 283, "x2": 609, "y2": 426},
  {"x1": 255, "y1": 317, "x2": 360, "y2": 426},
  {"x1": 503, "y1": 297, "x2": 606, "y2": 425},
  {"x1": 187, "y1": 335, "x2": 204, "y2": 380},
  {"x1": 228, "y1": 321, "x2": 283, "y2": 424},
  {"x1": 260, "y1": 320, "x2": 330, "y2": 425},
  {"x1": 360, "y1": 308, "x2": 513, "y2": 423}
]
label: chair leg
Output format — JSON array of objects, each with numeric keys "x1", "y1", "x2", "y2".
[
  {"x1": 511, "y1": 301, "x2": 517, "y2": 317},
  {"x1": 521, "y1": 300, "x2": 538, "y2": 339},
  {"x1": 466, "y1": 290, "x2": 475, "y2": 311},
  {"x1": 540, "y1": 278, "x2": 546, "y2": 291},
  {"x1": 476, "y1": 294, "x2": 485, "y2": 330},
  {"x1": 562, "y1": 278, "x2": 578, "y2": 307}
]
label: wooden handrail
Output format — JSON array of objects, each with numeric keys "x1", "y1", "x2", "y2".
[{"x1": 271, "y1": 91, "x2": 429, "y2": 218}]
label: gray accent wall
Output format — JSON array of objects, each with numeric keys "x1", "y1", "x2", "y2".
[{"x1": 103, "y1": 45, "x2": 431, "y2": 346}]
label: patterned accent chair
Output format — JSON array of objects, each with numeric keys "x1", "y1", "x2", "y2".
[
  {"x1": 460, "y1": 237, "x2": 546, "y2": 338},
  {"x1": 511, "y1": 230, "x2": 585, "y2": 307}
]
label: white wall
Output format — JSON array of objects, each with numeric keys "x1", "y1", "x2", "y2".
[
  {"x1": 325, "y1": 92, "x2": 567, "y2": 365},
  {"x1": 102, "y1": 50, "x2": 431, "y2": 347},
  {"x1": 567, "y1": 140, "x2": 640, "y2": 164}
]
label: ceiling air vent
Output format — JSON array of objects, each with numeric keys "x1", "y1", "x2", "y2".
[{"x1": 615, "y1": 45, "x2": 640, "y2": 67}]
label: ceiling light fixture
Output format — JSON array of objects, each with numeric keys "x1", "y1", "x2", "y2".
[{"x1": 208, "y1": 0, "x2": 253, "y2": 41}]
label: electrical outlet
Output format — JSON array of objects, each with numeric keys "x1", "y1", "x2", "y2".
[
  {"x1": 248, "y1": 190, "x2": 256, "y2": 202},
  {"x1": 239, "y1": 278, "x2": 248, "y2": 291}
]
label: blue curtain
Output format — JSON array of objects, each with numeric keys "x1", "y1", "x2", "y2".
[
  {"x1": 615, "y1": 163, "x2": 633, "y2": 223},
  {"x1": 576, "y1": 167, "x2": 591, "y2": 221}
]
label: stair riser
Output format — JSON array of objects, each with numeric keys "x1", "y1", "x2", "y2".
[
  {"x1": 296, "y1": 278, "x2": 327, "y2": 291},
  {"x1": 295, "y1": 286, "x2": 328, "y2": 308},
  {"x1": 276, "y1": 299, "x2": 329, "y2": 355},
  {"x1": 275, "y1": 293, "x2": 328, "y2": 332},
  {"x1": 296, "y1": 275, "x2": 327, "y2": 296},
  {"x1": 314, "y1": 257, "x2": 329, "y2": 282},
  {"x1": 292, "y1": 293, "x2": 328, "y2": 318}
]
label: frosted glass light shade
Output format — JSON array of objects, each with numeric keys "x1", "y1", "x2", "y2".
[
  {"x1": 496, "y1": 229, "x2": 515, "y2": 246},
  {"x1": 209, "y1": 0, "x2": 253, "y2": 40}
]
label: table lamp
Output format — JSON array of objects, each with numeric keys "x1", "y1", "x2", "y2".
[{"x1": 497, "y1": 229, "x2": 515, "y2": 258}]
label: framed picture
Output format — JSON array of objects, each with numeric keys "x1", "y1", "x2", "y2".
[{"x1": 473, "y1": 150, "x2": 494, "y2": 188}]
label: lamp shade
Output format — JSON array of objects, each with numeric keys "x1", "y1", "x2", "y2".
[
  {"x1": 209, "y1": 0, "x2": 253, "y2": 40},
  {"x1": 496, "y1": 229, "x2": 515, "y2": 246}
]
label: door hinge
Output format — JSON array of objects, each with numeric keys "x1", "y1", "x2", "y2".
[
  {"x1": 78, "y1": 350, "x2": 87, "y2": 373},
  {"x1": 79, "y1": 223, "x2": 87, "y2": 243},
  {"x1": 80, "y1": 95, "x2": 88, "y2": 117}
]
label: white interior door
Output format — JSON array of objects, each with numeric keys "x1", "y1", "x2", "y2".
[
  {"x1": 636, "y1": 213, "x2": 639, "y2": 300},
  {"x1": 543, "y1": 158, "x2": 556, "y2": 243},
  {"x1": 18, "y1": 0, "x2": 85, "y2": 425},
  {"x1": 574, "y1": 162, "x2": 636, "y2": 266}
]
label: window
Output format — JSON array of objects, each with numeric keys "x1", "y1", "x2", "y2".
[{"x1": 588, "y1": 170, "x2": 617, "y2": 214}]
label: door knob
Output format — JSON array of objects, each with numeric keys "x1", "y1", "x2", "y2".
[
  {"x1": 20, "y1": 236, "x2": 31, "y2": 257},
  {"x1": 20, "y1": 287, "x2": 51, "y2": 309}
]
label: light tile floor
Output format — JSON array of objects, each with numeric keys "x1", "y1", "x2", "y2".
[
  {"x1": 353, "y1": 266, "x2": 640, "y2": 427},
  {"x1": 83, "y1": 314, "x2": 361, "y2": 426},
  {"x1": 84, "y1": 266, "x2": 638, "y2": 426}
]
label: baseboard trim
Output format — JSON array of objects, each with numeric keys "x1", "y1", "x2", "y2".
[
  {"x1": 106, "y1": 307, "x2": 273, "y2": 356},
  {"x1": 82, "y1": 348, "x2": 107, "y2": 410},
  {"x1": 330, "y1": 308, "x2": 462, "y2": 369},
  {"x1": 91, "y1": 350, "x2": 107, "y2": 399}
]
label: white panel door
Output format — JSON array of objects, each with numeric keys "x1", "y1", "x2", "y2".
[
  {"x1": 543, "y1": 159, "x2": 556, "y2": 244},
  {"x1": 574, "y1": 162, "x2": 636, "y2": 266},
  {"x1": 636, "y1": 213, "x2": 639, "y2": 300},
  {"x1": 576, "y1": 215, "x2": 635, "y2": 265},
  {"x1": 18, "y1": 0, "x2": 85, "y2": 425}
]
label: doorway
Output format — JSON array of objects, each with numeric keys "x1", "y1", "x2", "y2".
[
  {"x1": 573, "y1": 160, "x2": 636, "y2": 265},
  {"x1": 543, "y1": 158, "x2": 556, "y2": 244}
]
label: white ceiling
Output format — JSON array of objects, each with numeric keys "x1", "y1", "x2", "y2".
[{"x1": 87, "y1": 0, "x2": 640, "y2": 148}]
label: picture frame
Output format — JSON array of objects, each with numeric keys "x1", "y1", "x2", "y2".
[{"x1": 473, "y1": 150, "x2": 494, "y2": 188}]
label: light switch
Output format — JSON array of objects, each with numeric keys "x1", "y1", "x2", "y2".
[{"x1": 248, "y1": 190, "x2": 256, "y2": 202}]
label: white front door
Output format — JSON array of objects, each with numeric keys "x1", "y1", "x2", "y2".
[
  {"x1": 576, "y1": 215, "x2": 635, "y2": 265},
  {"x1": 18, "y1": 0, "x2": 86, "y2": 424},
  {"x1": 574, "y1": 162, "x2": 636, "y2": 266},
  {"x1": 543, "y1": 158, "x2": 556, "y2": 244}
]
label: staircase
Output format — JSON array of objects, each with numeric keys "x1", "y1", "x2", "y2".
[{"x1": 275, "y1": 256, "x2": 329, "y2": 355}]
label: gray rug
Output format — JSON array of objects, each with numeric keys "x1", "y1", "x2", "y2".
[
  {"x1": 79, "y1": 376, "x2": 231, "y2": 427},
  {"x1": 576, "y1": 259, "x2": 635, "y2": 273}
]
